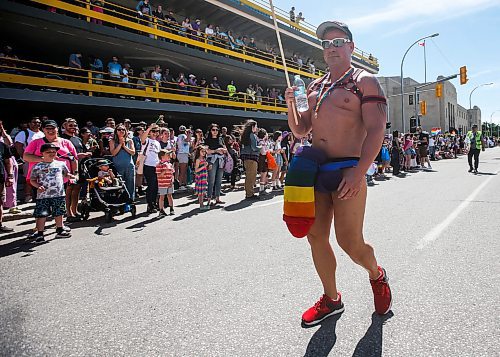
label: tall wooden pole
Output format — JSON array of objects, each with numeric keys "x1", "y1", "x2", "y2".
[{"x1": 269, "y1": 0, "x2": 298, "y2": 125}]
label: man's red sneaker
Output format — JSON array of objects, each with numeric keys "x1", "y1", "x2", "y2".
[
  {"x1": 301, "y1": 293, "x2": 344, "y2": 327},
  {"x1": 370, "y1": 266, "x2": 392, "y2": 315}
]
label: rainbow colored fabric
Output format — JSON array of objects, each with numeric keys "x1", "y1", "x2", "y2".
[{"x1": 283, "y1": 147, "x2": 326, "y2": 238}]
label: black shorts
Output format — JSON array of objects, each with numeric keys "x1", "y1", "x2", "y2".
[
  {"x1": 33, "y1": 196, "x2": 66, "y2": 218},
  {"x1": 258, "y1": 154, "x2": 268, "y2": 173}
]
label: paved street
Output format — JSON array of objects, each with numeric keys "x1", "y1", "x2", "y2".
[{"x1": 1, "y1": 148, "x2": 499, "y2": 356}]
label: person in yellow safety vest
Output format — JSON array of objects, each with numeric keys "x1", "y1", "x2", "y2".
[
  {"x1": 227, "y1": 80, "x2": 237, "y2": 101},
  {"x1": 466, "y1": 124, "x2": 485, "y2": 174}
]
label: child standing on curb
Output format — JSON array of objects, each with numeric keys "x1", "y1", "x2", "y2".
[
  {"x1": 194, "y1": 145, "x2": 209, "y2": 211},
  {"x1": 29, "y1": 143, "x2": 75, "y2": 244},
  {"x1": 156, "y1": 149, "x2": 175, "y2": 217}
]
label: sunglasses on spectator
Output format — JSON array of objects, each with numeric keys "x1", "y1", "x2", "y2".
[
  {"x1": 321, "y1": 38, "x2": 351, "y2": 49},
  {"x1": 151, "y1": 129, "x2": 160, "y2": 133},
  {"x1": 116, "y1": 128, "x2": 126, "y2": 132},
  {"x1": 211, "y1": 128, "x2": 219, "y2": 132}
]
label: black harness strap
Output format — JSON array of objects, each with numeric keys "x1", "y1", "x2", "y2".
[{"x1": 361, "y1": 95, "x2": 387, "y2": 105}]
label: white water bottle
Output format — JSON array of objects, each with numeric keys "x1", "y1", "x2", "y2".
[{"x1": 293, "y1": 75, "x2": 309, "y2": 112}]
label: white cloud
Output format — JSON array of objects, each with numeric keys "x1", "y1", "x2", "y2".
[{"x1": 346, "y1": 0, "x2": 500, "y2": 32}]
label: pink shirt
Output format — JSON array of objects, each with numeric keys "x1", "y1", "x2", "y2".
[
  {"x1": 25, "y1": 137, "x2": 78, "y2": 183},
  {"x1": 403, "y1": 139, "x2": 413, "y2": 151}
]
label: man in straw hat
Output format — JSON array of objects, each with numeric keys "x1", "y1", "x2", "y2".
[{"x1": 284, "y1": 21, "x2": 392, "y2": 327}]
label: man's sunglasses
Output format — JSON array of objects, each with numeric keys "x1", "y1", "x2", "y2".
[{"x1": 321, "y1": 38, "x2": 351, "y2": 49}]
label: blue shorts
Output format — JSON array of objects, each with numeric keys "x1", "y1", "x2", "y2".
[
  {"x1": 314, "y1": 158, "x2": 359, "y2": 193},
  {"x1": 34, "y1": 196, "x2": 66, "y2": 218}
]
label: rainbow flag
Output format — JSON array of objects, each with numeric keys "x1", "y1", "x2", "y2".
[
  {"x1": 283, "y1": 147, "x2": 325, "y2": 238},
  {"x1": 431, "y1": 128, "x2": 441, "y2": 136}
]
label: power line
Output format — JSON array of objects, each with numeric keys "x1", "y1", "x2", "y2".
[{"x1": 429, "y1": 38, "x2": 456, "y2": 72}]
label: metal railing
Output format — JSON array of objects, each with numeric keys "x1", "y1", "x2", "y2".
[
  {"x1": 28, "y1": 0, "x2": 325, "y2": 78},
  {"x1": 232, "y1": 0, "x2": 379, "y2": 68},
  {"x1": 0, "y1": 58, "x2": 288, "y2": 113}
]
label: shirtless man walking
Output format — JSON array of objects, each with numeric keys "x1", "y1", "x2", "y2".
[{"x1": 285, "y1": 21, "x2": 392, "y2": 327}]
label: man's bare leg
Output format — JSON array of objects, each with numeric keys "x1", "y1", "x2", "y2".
[
  {"x1": 332, "y1": 183, "x2": 379, "y2": 279},
  {"x1": 306, "y1": 191, "x2": 337, "y2": 298}
]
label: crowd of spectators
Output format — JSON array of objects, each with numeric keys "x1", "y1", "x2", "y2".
[
  {"x1": 1, "y1": 113, "x2": 494, "y2": 240},
  {"x1": 80, "y1": 52, "x2": 288, "y2": 104}
]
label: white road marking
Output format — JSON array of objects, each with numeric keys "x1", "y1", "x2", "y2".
[
  {"x1": 416, "y1": 169, "x2": 499, "y2": 250},
  {"x1": 225, "y1": 199, "x2": 282, "y2": 214}
]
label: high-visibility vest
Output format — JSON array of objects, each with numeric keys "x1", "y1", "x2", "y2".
[
  {"x1": 466, "y1": 130, "x2": 482, "y2": 149},
  {"x1": 227, "y1": 84, "x2": 236, "y2": 97}
]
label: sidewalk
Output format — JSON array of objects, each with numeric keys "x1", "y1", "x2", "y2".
[{"x1": 2, "y1": 180, "x2": 246, "y2": 224}]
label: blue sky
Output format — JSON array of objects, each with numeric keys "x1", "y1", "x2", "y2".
[{"x1": 273, "y1": 0, "x2": 500, "y2": 125}]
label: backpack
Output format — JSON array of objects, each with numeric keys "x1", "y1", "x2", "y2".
[{"x1": 224, "y1": 153, "x2": 234, "y2": 173}]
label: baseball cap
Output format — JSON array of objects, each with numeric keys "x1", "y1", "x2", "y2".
[
  {"x1": 179, "y1": 125, "x2": 186, "y2": 131},
  {"x1": 316, "y1": 21, "x2": 353, "y2": 41},
  {"x1": 42, "y1": 119, "x2": 58, "y2": 129},
  {"x1": 97, "y1": 159, "x2": 111, "y2": 167},
  {"x1": 100, "y1": 127, "x2": 114, "y2": 134},
  {"x1": 40, "y1": 143, "x2": 60, "y2": 152}
]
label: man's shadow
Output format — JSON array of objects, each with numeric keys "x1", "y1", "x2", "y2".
[
  {"x1": 303, "y1": 311, "x2": 393, "y2": 357},
  {"x1": 352, "y1": 311, "x2": 394, "y2": 357},
  {"x1": 303, "y1": 314, "x2": 342, "y2": 357}
]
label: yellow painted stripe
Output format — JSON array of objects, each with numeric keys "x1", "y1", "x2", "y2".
[
  {"x1": 284, "y1": 186, "x2": 314, "y2": 203},
  {"x1": 0, "y1": 73, "x2": 288, "y2": 112}
]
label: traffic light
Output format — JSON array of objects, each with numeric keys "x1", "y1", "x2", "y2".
[
  {"x1": 386, "y1": 122, "x2": 392, "y2": 129},
  {"x1": 420, "y1": 101, "x2": 427, "y2": 116},
  {"x1": 435, "y1": 82, "x2": 443, "y2": 97},
  {"x1": 460, "y1": 66, "x2": 468, "y2": 85}
]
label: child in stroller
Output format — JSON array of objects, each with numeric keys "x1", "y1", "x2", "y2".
[
  {"x1": 97, "y1": 160, "x2": 119, "y2": 188},
  {"x1": 80, "y1": 158, "x2": 136, "y2": 222}
]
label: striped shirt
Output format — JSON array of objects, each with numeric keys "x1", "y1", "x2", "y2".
[{"x1": 156, "y1": 161, "x2": 174, "y2": 188}]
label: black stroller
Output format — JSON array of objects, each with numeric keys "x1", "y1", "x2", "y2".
[{"x1": 79, "y1": 158, "x2": 136, "y2": 222}]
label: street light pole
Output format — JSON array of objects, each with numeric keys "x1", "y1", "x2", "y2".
[
  {"x1": 490, "y1": 110, "x2": 500, "y2": 140},
  {"x1": 400, "y1": 33, "x2": 439, "y2": 133},
  {"x1": 469, "y1": 83, "x2": 494, "y2": 110}
]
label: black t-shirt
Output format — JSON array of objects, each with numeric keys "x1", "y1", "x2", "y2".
[
  {"x1": 205, "y1": 136, "x2": 224, "y2": 150},
  {"x1": 418, "y1": 132, "x2": 429, "y2": 146},
  {"x1": 0, "y1": 142, "x2": 13, "y2": 182},
  {"x1": 62, "y1": 134, "x2": 85, "y2": 154}
]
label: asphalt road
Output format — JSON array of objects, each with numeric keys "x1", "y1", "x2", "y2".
[{"x1": 1, "y1": 148, "x2": 499, "y2": 356}]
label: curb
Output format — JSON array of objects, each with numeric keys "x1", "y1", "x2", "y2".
[{"x1": 3, "y1": 212, "x2": 32, "y2": 222}]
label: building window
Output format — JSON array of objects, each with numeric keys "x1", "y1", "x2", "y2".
[{"x1": 409, "y1": 95, "x2": 413, "y2": 106}]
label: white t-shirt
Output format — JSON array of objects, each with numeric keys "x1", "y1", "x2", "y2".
[
  {"x1": 205, "y1": 27, "x2": 214, "y2": 35},
  {"x1": 143, "y1": 138, "x2": 161, "y2": 167},
  {"x1": 259, "y1": 139, "x2": 269, "y2": 155},
  {"x1": 122, "y1": 68, "x2": 129, "y2": 83},
  {"x1": 15, "y1": 129, "x2": 45, "y2": 147},
  {"x1": 429, "y1": 137, "x2": 435, "y2": 147},
  {"x1": 176, "y1": 134, "x2": 190, "y2": 154}
]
